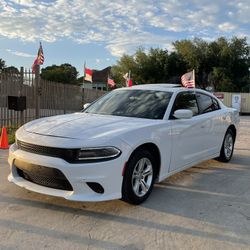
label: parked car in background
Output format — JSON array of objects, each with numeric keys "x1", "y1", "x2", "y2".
[{"x1": 8, "y1": 84, "x2": 239, "y2": 204}]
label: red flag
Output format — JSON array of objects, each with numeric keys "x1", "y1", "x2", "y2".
[
  {"x1": 84, "y1": 67, "x2": 93, "y2": 82},
  {"x1": 127, "y1": 79, "x2": 133, "y2": 87},
  {"x1": 124, "y1": 71, "x2": 133, "y2": 87},
  {"x1": 32, "y1": 58, "x2": 38, "y2": 73}
]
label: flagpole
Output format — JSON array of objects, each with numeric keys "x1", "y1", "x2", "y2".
[
  {"x1": 107, "y1": 74, "x2": 109, "y2": 91},
  {"x1": 83, "y1": 61, "x2": 85, "y2": 107},
  {"x1": 193, "y1": 69, "x2": 195, "y2": 87},
  {"x1": 83, "y1": 61, "x2": 86, "y2": 88},
  {"x1": 128, "y1": 70, "x2": 131, "y2": 87}
]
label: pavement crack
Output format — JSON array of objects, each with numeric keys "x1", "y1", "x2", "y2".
[{"x1": 239, "y1": 212, "x2": 250, "y2": 220}]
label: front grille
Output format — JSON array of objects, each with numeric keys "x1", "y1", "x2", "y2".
[
  {"x1": 15, "y1": 159, "x2": 73, "y2": 191},
  {"x1": 17, "y1": 140, "x2": 78, "y2": 162}
]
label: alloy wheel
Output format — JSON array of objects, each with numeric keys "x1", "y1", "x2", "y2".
[
  {"x1": 224, "y1": 133, "x2": 233, "y2": 159},
  {"x1": 132, "y1": 157, "x2": 153, "y2": 197}
]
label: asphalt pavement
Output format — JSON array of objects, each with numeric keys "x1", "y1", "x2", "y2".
[{"x1": 0, "y1": 116, "x2": 250, "y2": 250}]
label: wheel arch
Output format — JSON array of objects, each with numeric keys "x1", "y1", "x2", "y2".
[
  {"x1": 127, "y1": 142, "x2": 161, "y2": 180},
  {"x1": 227, "y1": 124, "x2": 237, "y2": 141}
]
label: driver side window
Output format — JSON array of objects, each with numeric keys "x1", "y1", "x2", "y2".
[{"x1": 171, "y1": 92, "x2": 199, "y2": 118}]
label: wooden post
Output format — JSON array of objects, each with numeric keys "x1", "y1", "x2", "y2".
[
  {"x1": 63, "y1": 84, "x2": 66, "y2": 114},
  {"x1": 35, "y1": 65, "x2": 40, "y2": 119}
]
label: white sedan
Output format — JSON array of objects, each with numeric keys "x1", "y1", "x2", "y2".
[{"x1": 8, "y1": 84, "x2": 239, "y2": 204}]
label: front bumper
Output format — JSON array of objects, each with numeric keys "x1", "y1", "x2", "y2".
[{"x1": 8, "y1": 143, "x2": 128, "y2": 202}]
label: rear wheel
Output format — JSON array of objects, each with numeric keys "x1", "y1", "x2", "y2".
[
  {"x1": 217, "y1": 129, "x2": 235, "y2": 162},
  {"x1": 122, "y1": 149, "x2": 155, "y2": 205}
]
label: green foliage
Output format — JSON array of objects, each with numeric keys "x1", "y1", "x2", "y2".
[
  {"x1": 0, "y1": 58, "x2": 6, "y2": 70},
  {"x1": 41, "y1": 63, "x2": 78, "y2": 85},
  {"x1": 6, "y1": 127, "x2": 16, "y2": 144},
  {"x1": 2, "y1": 66, "x2": 19, "y2": 74},
  {"x1": 111, "y1": 48, "x2": 186, "y2": 87},
  {"x1": 111, "y1": 37, "x2": 249, "y2": 92},
  {"x1": 173, "y1": 37, "x2": 250, "y2": 91},
  {"x1": 0, "y1": 59, "x2": 19, "y2": 75}
]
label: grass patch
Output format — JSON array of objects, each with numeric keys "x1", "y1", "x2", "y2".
[{"x1": 7, "y1": 129, "x2": 17, "y2": 145}]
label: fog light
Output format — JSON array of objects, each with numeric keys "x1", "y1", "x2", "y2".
[{"x1": 86, "y1": 182, "x2": 104, "y2": 194}]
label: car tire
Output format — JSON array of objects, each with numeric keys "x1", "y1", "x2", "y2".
[
  {"x1": 122, "y1": 149, "x2": 155, "y2": 205},
  {"x1": 217, "y1": 129, "x2": 235, "y2": 162}
]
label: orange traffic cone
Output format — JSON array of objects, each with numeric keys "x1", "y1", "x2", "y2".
[{"x1": 0, "y1": 127, "x2": 9, "y2": 149}]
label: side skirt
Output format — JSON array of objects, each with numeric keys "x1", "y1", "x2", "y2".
[{"x1": 156, "y1": 152, "x2": 220, "y2": 183}]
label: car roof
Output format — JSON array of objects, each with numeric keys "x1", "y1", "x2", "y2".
[
  {"x1": 118, "y1": 83, "x2": 192, "y2": 93},
  {"x1": 115, "y1": 84, "x2": 215, "y2": 97}
]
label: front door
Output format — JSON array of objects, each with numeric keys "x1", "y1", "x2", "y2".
[{"x1": 169, "y1": 91, "x2": 210, "y2": 172}]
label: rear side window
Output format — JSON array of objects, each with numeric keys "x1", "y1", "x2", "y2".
[
  {"x1": 212, "y1": 98, "x2": 220, "y2": 110},
  {"x1": 171, "y1": 92, "x2": 199, "y2": 117},
  {"x1": 196, "y1": 93, "x2": 220, "y2": 114}
]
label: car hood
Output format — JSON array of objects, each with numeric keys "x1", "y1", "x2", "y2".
[{"x1": 23, "y1": 113, "x2": 157, "y2": 140}]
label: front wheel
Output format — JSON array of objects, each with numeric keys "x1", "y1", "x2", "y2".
[
  {"x1": 217, "y1": 129, "x2": 235, "y2": 162},
  {"x1": 122, "y1": 149, "x2": 155, "y2": 205}
]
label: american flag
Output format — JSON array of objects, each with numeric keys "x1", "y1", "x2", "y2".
[
  {"x1": 181, "y1": 70, "x2": 195, "y2": 88},
  {"x1": 37, "y1": 42, "x2": 44, "y2": 65},
  {"x1": 107, "y1": 76, "x2": 116, "y2": 87},
  {"x1": 32, "y1": 42, "x2": 44, "y2": 73}
]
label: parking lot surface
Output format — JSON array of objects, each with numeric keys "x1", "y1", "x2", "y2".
[{"x1": 0, "y1": 116, "x2": 250, "y2": 250}]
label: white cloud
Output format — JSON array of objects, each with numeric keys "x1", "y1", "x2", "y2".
[
  {"x1": 0, "y1": 0, "x2": 249, "y2": 57},
  {"x1": 236, "y1": 0, "x2": 250, "y2": 23},
  {"x1": 6, "y1": 49, "x2": 35, "y2": 57},
  {"x1": 218, "y1": 22, "x2": 237, "y2": 32},
  {"x1": 16, "y1": 0, "x2": 35, "y2": 7}
]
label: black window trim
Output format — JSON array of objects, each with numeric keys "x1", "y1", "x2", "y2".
[
  {"x1": 195, "y1": 91, "x2": 221, "y2": 115},
  {"x1": 169, "y1": 90, "x2": 200, "y2": 120}
]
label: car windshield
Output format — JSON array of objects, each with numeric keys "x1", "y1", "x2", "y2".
[{"x1": 84, "y1": 89, "x2": 172, "y2": 119}]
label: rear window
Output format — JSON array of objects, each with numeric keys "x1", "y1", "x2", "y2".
[{"x1": 196, "y1": 93, "x2": 220, "y2": 114}]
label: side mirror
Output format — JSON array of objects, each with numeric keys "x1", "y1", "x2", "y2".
[
  {"x1": 173, "y1": 109, "x2": 193, "y2": 119},
  {"x1": 83, "y1": 103, "x2": 91, "y2": 109}
]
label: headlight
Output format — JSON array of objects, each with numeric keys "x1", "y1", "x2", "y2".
[{"x1": 77, "y1": 147, "x2": 121, "y2": 161}]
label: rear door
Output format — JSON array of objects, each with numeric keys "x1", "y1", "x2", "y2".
[{"x1": 195, "y1": 92, "x2": 226, "y2": 154}]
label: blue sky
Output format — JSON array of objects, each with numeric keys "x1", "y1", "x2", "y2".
[{"x1": 0, "y1": 0, "x2": 249, "y2": 77}]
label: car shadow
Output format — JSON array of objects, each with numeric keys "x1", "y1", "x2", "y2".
[{"x1": 1, "y1": 151, "x2": 250, "y2": 247}]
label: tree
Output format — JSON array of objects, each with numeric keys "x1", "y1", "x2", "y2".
[
  {"x1": 111, "y1": 48, "x2": 185, "y2": 86},
  {"x1": 173, "y1": 38, "x2": 211, "y2": 89},
  {"x1": 111, "y1": 54, "x2": 137, "y2": 87},
  {"x1": 0, "y1": 58, "x2": 6, "y2": 70},
  {"x1": 2, "y1": 66, "x2": 19, "y2": 74},
  {"x1": 173, "y1": 37, "x2": 250, "y2": 91},
  {"x1": 41, "y1": 63, "x2": 78, "y2": 85}
]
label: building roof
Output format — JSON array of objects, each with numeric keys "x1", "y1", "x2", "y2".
[{"x1": 92, "y1": 66, "x2": 111, "y2": 82}]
